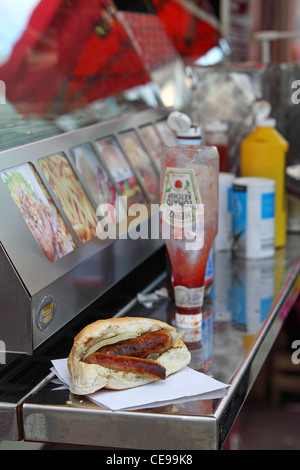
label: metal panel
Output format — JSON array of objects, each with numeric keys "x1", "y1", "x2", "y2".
[
  {"x1": 23, "y1": 396, "x2": 216, "y2": 450},
  {"x1": 0, "y1": 108, "x2": 170, "y2": 354},
  {"x1": 0, "y1": 244, "x2": 32, "y2": 354},
  {"x1": 0, "y1": 403, "x2": 20, "y2": 442}
]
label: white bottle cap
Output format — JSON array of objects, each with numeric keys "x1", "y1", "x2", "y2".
[
  {"x1": 167, "y1": 111, "x2": 192, "y2": 134},
  {"x1": 254, "y1": 100, "x2": 276, "y2": 127},
  {"x1": 254, "y1": 100, "x2": 272, "y2": 122}
]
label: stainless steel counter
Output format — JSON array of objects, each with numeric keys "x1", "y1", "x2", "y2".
[{"x1": 2, "y1": 235, "x2": 300, "y2": 450}]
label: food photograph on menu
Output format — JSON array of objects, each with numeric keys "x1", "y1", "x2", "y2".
[
  {"x1": 118, "y1": 130, "x2": 160, "y2": 201},
  {"x1": 96, "y1": 136, "x2": 147, "y2": 206},
  {"x1": 39, "y1": 153, "x2": 98, "y2": 243},
  {"x1": 156, "y1": 119, "x2": 177, "y2": 146},
  {"x1": 1, "y1": 163, "x2": 75, "y2": 262},
  {"x1": 139, "y1": 124, "x2": 163, "y2": 170},
  {"x1": 70, "y1": 143, "x2": 119, "y2": 225}
]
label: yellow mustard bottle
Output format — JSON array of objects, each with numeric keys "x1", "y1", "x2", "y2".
[{"x1": 240, "y1": 118, "x2": 289, "y2": 248}]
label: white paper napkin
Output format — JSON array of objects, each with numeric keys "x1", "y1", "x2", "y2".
[{"x1": 51, "y1": 358, "x2": 229, "y2": 411}]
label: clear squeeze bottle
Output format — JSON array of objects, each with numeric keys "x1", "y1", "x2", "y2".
[
  {"x1": 167, "y1": 111, "x2": 214, "y2": 297},
  {"x1": 240, "y1": 113, "x2": 289, "y2": 248}
]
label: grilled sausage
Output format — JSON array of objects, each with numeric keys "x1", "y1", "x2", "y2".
[
  {"x1": 85, "y1": 352, "x2": 166, "y2": 380},
  {"x1": 97, "y1": 329, "x2": 173, "y2": 358}
]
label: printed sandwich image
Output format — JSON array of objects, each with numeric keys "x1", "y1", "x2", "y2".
[{"x1": 1, "y1": 163, "x2": 75, "y2": 262}]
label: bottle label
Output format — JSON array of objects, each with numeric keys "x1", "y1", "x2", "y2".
[
  {"x1": 232, "y1": 182, "x2": 275, "y2": 258},
  {"x1": 175, "y1": 312, "x2": 202, "y2": 329},
  {"x1": 174, "y1": 285, "x2": 204, "y2": 308},
  {"x1": 161, "y1": 167, "x2": 202, "y2": 227}
]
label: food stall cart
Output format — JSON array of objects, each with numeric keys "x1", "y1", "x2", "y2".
[
  {"x1": 0, "y1": 105, "x2": 299, "y2": 449},
  {"x1": 0, "y1": 0, "x2": 300, "y2": 452}
]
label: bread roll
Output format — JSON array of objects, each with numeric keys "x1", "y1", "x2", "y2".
[{"x1": 68, "y1": 317, "x2": 191, "y2": 394}]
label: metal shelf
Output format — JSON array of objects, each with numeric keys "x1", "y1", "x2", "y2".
[{"x1": 15, "y1": 234, "x2": 300, "y2": 450}]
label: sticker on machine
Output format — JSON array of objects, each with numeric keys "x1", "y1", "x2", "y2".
[{"x1": 36, "y1": 295, "x2": 56, "y2": 331}]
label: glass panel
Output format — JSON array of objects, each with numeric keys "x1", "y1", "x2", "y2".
[
  {"x1": 70, "y1": 143, "x2": 118, "y2": 206},
  {"x1": 0, "y1": 1, "x2": 192, "y2": 150},
  {"x1": 118, "y1": 130, "x2": 159, "y2": 201},
  {"x1": 0, "y1": 0, "x2": 152, "y2": 150},
  {"x1": 70, "y1": 143, "x2": 119, "y2": 226},
  {"x1": 139, "y1": 123, "x2": 163, "y2": 170},
  {"x1": 96, "y1": 136, "x2": 147, "y2": 205},
  {"x1": 1, "y1": 162, "x2": 75, "y2": 262},
  {"x1": 156, "y1": 119, "x2": 176, "y2": 145},
  {"x1": 39, "y1": 153, "x2": 97, "y2": 243}
]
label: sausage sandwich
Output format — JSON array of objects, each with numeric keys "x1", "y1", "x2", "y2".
[{"x1": 68, "y1": 317, "x2": 191, "y2": 394}]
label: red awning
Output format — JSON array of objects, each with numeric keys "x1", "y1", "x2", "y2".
[
  {"x1": 0, "y1": 0, "x2": 150, "y2": 116},
  {"x1": 151, "y1": 0, "x2": 221, "y2": 65}
]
